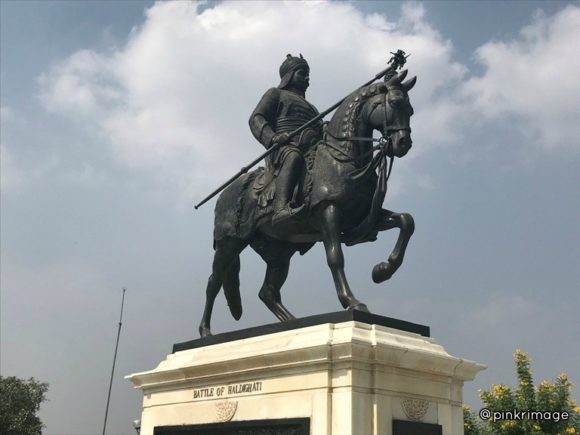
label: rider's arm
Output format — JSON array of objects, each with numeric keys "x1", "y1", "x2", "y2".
[{"x1": 249, "y1": 88, "x2": 280, "y2": 149}]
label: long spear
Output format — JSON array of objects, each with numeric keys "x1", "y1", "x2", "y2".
[
  {"x1": 102, "y1": 287, "x2": 126, "y2": 435},
  {"x1": 194, "y1": 50, "x2": 409, "y2": 210}
]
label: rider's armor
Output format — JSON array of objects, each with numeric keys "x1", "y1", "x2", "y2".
[{"x1": 250, "y1": 87, "x2": 321, "y2": 167}]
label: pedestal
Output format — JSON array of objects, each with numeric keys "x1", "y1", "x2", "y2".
[{"x1": 127, "y1": 311, "x2": 485, "y2": 435}]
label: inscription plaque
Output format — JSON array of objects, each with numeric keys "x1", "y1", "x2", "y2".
[
  {"x1": 154, "y1": 418, "x2": 310, "y2": 435},
  {"x1": 193, "y1": 381, "x2": 263, "y2": 400}
]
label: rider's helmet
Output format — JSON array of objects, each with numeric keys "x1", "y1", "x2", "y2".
[{"x1": 279, "y1": 54, "x2": 309, "y2": 89}]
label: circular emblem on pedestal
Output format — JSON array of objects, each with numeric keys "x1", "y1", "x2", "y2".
[
  {"x1": 402, "y1": 398, "x2": 429, "y2": 421},
  {"x1": 215, "y1": 400, "x2": 238, "y2": 422}
]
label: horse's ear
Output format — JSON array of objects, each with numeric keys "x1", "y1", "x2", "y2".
[
  {"x1": 397, "y1": 69, "x2": 408, "y2": 82},
  {"x1": 386, "y1": 69, "x2": 408, "y2": 86},
  {"x1": 402, "y1": 76, "x2": 417, "y2": 91}
]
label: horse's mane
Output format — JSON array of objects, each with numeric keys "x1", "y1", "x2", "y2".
[{"x1": 327, "y1": 82, "x2": 387, "y2": 140}]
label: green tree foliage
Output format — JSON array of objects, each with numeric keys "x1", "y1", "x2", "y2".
[
  {"x1": 464, "y1": 350, "x2": 580, "y2": 435},
  {"x1": 0, "y1": 376, "x2": 49, "y2": 435},
  {"x1": 464, "y1": 404, "x2": 491, "y2": 435}
]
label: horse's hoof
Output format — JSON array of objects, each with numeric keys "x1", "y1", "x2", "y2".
[
  {"x1": 349, "y1": 302, "x2": 370, "y2": 313},
  {"x1": 372, "y1": 262, "x2": 395, "y2": 283},
  {"x1": 228, "y1": 303, "x2": 242, "y2": 321},
  {"x1": 199, "y1": 326, "x2": 212, "y2": 338}
]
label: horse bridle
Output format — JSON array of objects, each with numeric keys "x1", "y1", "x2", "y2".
[{"x1": 323, "y1": 85, "x2": 414, "y2": 196}]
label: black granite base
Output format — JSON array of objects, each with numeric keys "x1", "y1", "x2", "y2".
[
  {"x1": 154, "y1": 418, "x2": 310, "y2": 435},
  {"x1": 393, "y1": 419, "x2": 442, "y2": 434},
  {"x1": 174, "y1": 311, "x2": 429, "y2": 353}
]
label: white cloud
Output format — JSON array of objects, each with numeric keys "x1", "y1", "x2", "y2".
[
  {"x1": 37, "y1": 1, "x2": 462, "y2": 202},
  {"x1": 37, "y1": 2, "x2": 579, "y2": 203},
  {"x1": 38, "y1": 50, "x2": 120, "y2": 116},
  {"x1": 461, "y1": 5, "x2": 580, "y2": 150}
]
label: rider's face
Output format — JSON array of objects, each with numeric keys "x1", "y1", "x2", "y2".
[{"x1": 292, "y1": 68, "x2": 310, "y2": 92}]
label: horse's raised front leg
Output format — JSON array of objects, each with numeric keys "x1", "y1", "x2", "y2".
[
  {"x1": 320, "y1": 203, "x2": 369, "y2": 312},
  {"x1": 372, "y1": 209, "x2": 415, "y2": 283},
  {"x1": 199, "y1": 237, "x2": 247, "y2": 337},
  {"x1": 259, "y1": 257, "x2": 296, "y2": 322}
]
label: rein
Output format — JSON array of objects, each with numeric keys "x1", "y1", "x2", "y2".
[
  {"x1": 336, "y1": 136, "x2": 395, "y2": 245},
  {"x1": 323, "y1": 127, "x2": 395, "y2": 186},
  {"x1": 322, "y1": 91, "x2": 404, "y2": 245}
]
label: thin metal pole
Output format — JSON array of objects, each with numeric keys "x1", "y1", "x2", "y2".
[{"x1": 102, "y1": 288, "x2": 126, "y2": 435}]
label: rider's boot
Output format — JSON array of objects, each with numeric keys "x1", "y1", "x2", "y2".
[{"x1": 272, "y1": 155, "x2": 305, "y2": 226}]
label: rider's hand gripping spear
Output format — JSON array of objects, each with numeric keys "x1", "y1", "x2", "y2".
[{"x1": 194, "y1": 49, "x2": 409, "y2": 210}]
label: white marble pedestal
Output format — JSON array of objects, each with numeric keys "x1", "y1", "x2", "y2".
[{"x1": 127, "y1": 312, "x2": 485, "y2": 435}]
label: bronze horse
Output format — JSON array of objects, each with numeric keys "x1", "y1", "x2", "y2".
[{"x1": 199, "y1": 70, "x2": 417, "y2": 337}]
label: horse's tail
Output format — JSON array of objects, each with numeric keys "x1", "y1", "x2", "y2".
[
  {"x1": 213, "y1": 168, "x2": 262, "y2": 321},
  {"x1": 223, "y1": 254, "x2": 242, "y2": 320}
]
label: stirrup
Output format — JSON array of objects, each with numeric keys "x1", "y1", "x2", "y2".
[{"x1": 272, "y1": 204, "x2": 305, "y2": 226}]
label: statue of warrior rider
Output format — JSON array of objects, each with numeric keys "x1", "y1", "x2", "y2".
[{"x1": 249, "y1": 54, "x2": 323, "y2": 226}]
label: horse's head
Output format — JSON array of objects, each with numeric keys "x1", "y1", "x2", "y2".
[{"x1": 365, "y1": 70, "x2": 416, "y2": 158}]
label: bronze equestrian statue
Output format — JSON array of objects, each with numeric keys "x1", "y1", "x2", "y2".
[{"x1": 198, "y1": 52, "x2": 417, "y2": 337}]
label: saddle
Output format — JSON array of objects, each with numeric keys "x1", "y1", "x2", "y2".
[
  {"x1": 214, "y1": 140, "x2": 381, "y2": 246},
  {"x1": 253, "y1": 143, "x2": 318, "y2": 219},
  {"x1": 213, "y1": 144, "x2": 319, "y2": 244}
]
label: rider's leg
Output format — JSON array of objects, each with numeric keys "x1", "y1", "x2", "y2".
[{"x1": 272, "y1": 151, "x2": 305, "y2": 224}]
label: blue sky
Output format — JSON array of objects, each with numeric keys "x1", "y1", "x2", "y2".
[{"x1": 1, "y1": 1, "x2": 579, "y2": 434}]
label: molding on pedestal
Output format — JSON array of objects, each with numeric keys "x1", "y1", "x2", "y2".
[
  {"x1": 127, "y1": 316, "x2": 486, "y2": 435},
  {"x1": 173, "y1": 310, "x2": 430, "y2": 353}
]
